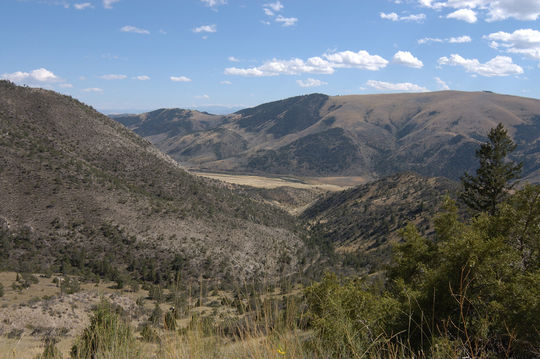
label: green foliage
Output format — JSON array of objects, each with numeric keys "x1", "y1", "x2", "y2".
[
  {"x1": 70, "y1": 299, "x2": 138, "y2": 359},
  {"x1": 460, "y1": 123, "x2": 522, "y2": 215},
  {"x1": 305, "y1": 186, "x2": 540, "y2": 358},
  {"x1": 389, "y1": 188, "x2": 540, "y2": 357},
  {"x1": 304, "y1": 273, "x2": 399, "y2": 357}
]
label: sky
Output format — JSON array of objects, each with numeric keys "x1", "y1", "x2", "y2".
[{"x1": 1, "y1": 0, "x2": 540, "y2": 114}]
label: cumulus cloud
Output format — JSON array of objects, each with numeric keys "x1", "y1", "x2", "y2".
[
  {"x1": 133, "y1": 75, "x2": 150, "y2": 80},
  {"x1": 325, "y1": 50, "x2": 389, "y2": 71},
  {"x1": 380, "y1": 12, "x2": 426, "y2": 22},
  {"x1": 447, "y1": 8, "x2": 477, "y2": 22},
  {"x1": 170, "y1": 76, "x2": 192, "y2": 82},
  {"x1": 121, "y1": 25, "x2": 150, "y2": 34},
  {"x1": 485, "y1": 29, "x2": 540, "y2": 65},
  {"x1": 275, "y1": 15, "x2": 298, "y2": 26},
  {"x1": 2, "y1": 68, "x2": 60, "y2": 85},
  {"x1": 419, "y1": 0, "x2": 540, "y2": 22},
  {"x1": 225, "y1": 50, "x2": 388, "y2": 77},
  {"x1": 438, "y1": 54, "x2": 524, "y2": 76},
  {"x1": 200, "y1": 0, "x2": 227, "y2": 8},
  {"x1": 220, "y1": 80, "x2": 232, "y2": 85},
  {"x1": 99, "y1": 74, "x2": 127, "y2": 80},
  {"x1": 297, "y1": 78, "x2": 328, "y2": 88},
  {"x1": 392, "y1": 51, "x2": 424, "y2": 68},
  {"x1": 82, "y1": 88, "x2": 103, "y2": 92},
  {"x1": 435, "y1": 77, "x2": 450, "y2": 90},
  {"x1": 366, "y1": 80, "x2": 428, "y2": 92},
  {"x1": 103, "y1": 0, "x2": 120, "y2": 9},
  {"x1": 228, "y1": 56, "x2": 240, "y2": 62},
  {"x1": 195, "y1": 94, "x2": 210, "y2": 99},
  {"x1": 193, "y1": 24, "x2": 217, "y2": 33},
  {"x1": 74, "y1": 2, "x2": 92, "y2": 10},
  {"x1": 418, "y1": 35, "x2": 471, "y2": 44},
  {"x1": 226, "y1": 57, "x2": 334, "y2": 76}
]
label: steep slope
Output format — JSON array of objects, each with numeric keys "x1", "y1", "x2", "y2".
[
  {"x1": 0, "y1": 81, "x2": 305, "y2": 283},
  {"x1": 116, "y1": 92, "x2": 540, "y2": 182},
  {"x1": 301, "y1": 173, "x2": 458, "y2": 271}
]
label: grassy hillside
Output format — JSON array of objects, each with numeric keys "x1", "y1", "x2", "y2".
[{"x1": 0, "y1": 80, "x2": 308, "y2": 285}]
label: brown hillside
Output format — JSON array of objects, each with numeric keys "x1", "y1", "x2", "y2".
[{"x1": 0, "y1": 81, "x2": 306, "y2": 283}]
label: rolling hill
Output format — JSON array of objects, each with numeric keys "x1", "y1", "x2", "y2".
[
  {"x1": 0, "y1": 80, "x2": 308, "y2": 284},
  {"x1": 301, "y1": 173, "x2": 458, "y2": 272},
  {"x1": 113, "y1": 91, "x2": 540, "y2": 182}
]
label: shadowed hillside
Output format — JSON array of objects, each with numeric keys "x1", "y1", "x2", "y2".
[{"x1": 0, "y1": 81, "x2": 308, "y2": 284}]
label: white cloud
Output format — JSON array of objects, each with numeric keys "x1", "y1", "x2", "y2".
[
  {"x1": 449, "y1": 35, "x2": 472, "y2": 43},
  {"x1": 419, "y1": 0, "x2": 540, "y2": 22},
  {"x1": 418, "y1": 37, "x2": 444, "y2": 44},
  {"x1": 275, "y1": 15, "x2": 298, "y2": 26},
  {"x1": 418, "y1": 35, "x2": 471, "y2": 44},
  {"x1": 226, "y1": 57, "x2": 334, "y2": 77},
  {"x1": 402, "y1": 13, "x2": 427, "y2": 21},
  {"x1": 99, "y1": 74, "x2": 127, "y2": 80},
  {"x1": 297, "y1": 78, "x2": 328, "y2": 88},
  {"x1": 220, "y1": 80, "x2": 232, "y2": 85},
  {"x1": 485, "y1": 29, "x2": 540, "y2": 65},
  {"x1": 193, "y1": 24, "x2": 217, "y2": 33},
  {"x1": 380, "y1": 12, "x2": 426, "y2": 22},
  {"x1": 195, "y1": 94, "x2": 210, "y2": 99},
  {"x1": 74, "y1": 2, "x2": 92, "y2": 10},
  {"x1": 366, "y1": 80, "x2": 428, "y2": 92},
  {"x1": 82, "y1": 88, "x2": 103, "y2": 92},
  {"x1": 59, "y1": 83, "x2": 73, "y2": 88},
  {"x1": 225, "y1": 50, "x2": 388, "y2": 77},
  {"x1": 447, "y1": 8, "x2": 477, "y2": 22},
  {"x1": 200, "y1": 0, "x2": 227, "y2": 8},
  {"x1": 438, "y1": 54, "x2": 524, "y2": 76},
  {"x1": 392, "y1": 51, "x2": 424, "y2": 68},
  {"x1": 2, "y1": 68, "x2": 60, "y2": 84},
  {"x1": 103, "y1": 0, "x2": 119, "y2": 9},
  {"x1": 170, "y1": 76, "x2": 192, "y2": 82},
  {"x1": 121, "y1": 25, "x2": 150, "y2": 34},
  {"x1": 435, "y1": 77, "x2": 450, "y2": 90},
  {"x1": 324, "y1": 50, "x2": 389, "y2": 71},
  {"x1": 264, "y1": 8, "x2": 274, "y2": 16},
  {"x1": 228, "y1": 56, "x2": 240, "y2": 62},
  {"x1": 380, "y1": 12, "x2": 399, "y2": 21},
  {"x1": 265, "y1": 1, "x2": 283, "y2": 12},
  {"x1": 133, "y1": 75, "x2": 150, "y2": 80}
]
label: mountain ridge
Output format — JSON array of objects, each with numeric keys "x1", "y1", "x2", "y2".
[{"x1": 112, "y1": 90, "x2": 540, "y2": 182}]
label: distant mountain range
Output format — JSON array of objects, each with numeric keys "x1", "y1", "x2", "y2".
[
  {"x1": 113, "y1": 91, "x2": 540, "y2": 183},
  {"x1": 0, "y1": 81, "x2": 307, "y2": 283}
]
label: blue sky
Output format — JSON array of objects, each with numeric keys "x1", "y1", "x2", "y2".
[{"x1": 1, "y1": 0, "x2": 540, "y2": 113}]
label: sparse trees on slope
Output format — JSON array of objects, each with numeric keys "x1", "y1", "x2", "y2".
[{"x1": 460, "y1": 123, "x2": 522, "y2": 215}]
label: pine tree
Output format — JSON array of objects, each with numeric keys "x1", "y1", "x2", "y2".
[{"x1": 460, "y1": 123, "x2": 522, "y2": 215}]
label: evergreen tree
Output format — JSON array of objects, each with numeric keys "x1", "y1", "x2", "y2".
[{"x1": 460, "y1": 123, "x2": 522, "y2": 215}]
